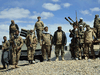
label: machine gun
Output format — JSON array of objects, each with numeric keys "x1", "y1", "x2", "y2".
[{"x1": 65, "y1": 17, "x2": 77, "y2": 27}]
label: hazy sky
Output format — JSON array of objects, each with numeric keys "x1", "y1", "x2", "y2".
[{"x1": 0, "y1": 0, "x2": 100, "y2": 45}]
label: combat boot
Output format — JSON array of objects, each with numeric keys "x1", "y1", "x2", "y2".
[
  {"x1": 85, "y1": 56, "x2": 88, "y2": 60},
  {"x1": 7, "y1": 63, "x2": 9, "y2": 69},
  {"x1": 93, "y1": 55, "x2": 95, "y2": 60},
  {"x1": 55, "y1": 57, "x2": 59, "y2": 61},
  {"x1": 75, "y1": 58, "x2": 79, "y2": 60},
  {"x1": 15, "y1": 65, "x2": 19, "y2": 68},
  {"x1": 79, "y1": 57, "x2": 82, "y2": 60},
  {"x1": 62, "y1": 57, "x2": 65, "y2": 61}
]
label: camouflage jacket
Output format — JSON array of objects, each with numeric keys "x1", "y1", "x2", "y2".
[
  {"x1": 84, "y1": 29, "x2": 96, "y2": 43},
  {"x1": 14, "y1": 36, "x2": 23, "y2": 50},
  {"x1": 9, "y1": 24, "x2": 19, "y2": 34},
  {"x1": 40, "y1": 33, "x2": 53, "y2": 45},
  {"x1": 34, "y1": 21, "x2": 44, "y2": 31}
]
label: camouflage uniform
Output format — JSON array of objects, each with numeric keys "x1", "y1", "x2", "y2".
[
  {"x1": 12, "y1": 36, "x2": 23, "y2": 65},
  {"x1": 34, "y1": 20, "x2": 44, "y2": 42},
  {"x1": 84, "y1": 28, "x2": 96, "y2": 59},
  {"x1": 1, "y1": 40, "x2": 10, "y2": 68},
  {"x1": 9, "y1": 21, "x2": 19, "y2": 39},
  {"x1": 78, "y1": 27, "x2": 85, "y2": 58},
  {"x1": 53, "y1": 29, "x2": 67, "y2": 61},
  {"x1": 26, "y1": 34, "x2": 37, "y2": 61},
  {"x1": 94, "y1": 14, "x2": 100, "y2": 40},
  {"x1": 40, "y1": 32, "x2": 52, "y2": 61},
  {"x1": 70, "y1": 28, "x2": 81, "y2": 59}
]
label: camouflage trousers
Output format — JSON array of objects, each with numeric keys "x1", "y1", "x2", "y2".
[
  {"x1": 27, "y1": 46, "x2": 36, "y2": 60},
  {"x1": 84, "y1": 43, "x2": 95, "y2": 58},
  {"x1": 55, "y1": 45, "x2": 64, "y2": 57},
  {"x1": 42, "y1": 45, "x2": 51, "y2": 60},
  {"x1": 12, "y1": 49, "x2": 21, "y2": 65},
  {"x1": 74, "y1": 46, "x2": 81, "y2": 58},
  {"x1": 36, "y1": 30, "x2": 43, "y2": 42},
  {"x1": 10, "y1": 33, "x2": 15, "y2": 39},
  {"x1": 70, "y1": 46, "x2": 75, "y2": 58}
]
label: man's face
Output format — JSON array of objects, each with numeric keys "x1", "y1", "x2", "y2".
[
  {"x1": 11, "y1": 21, "x2": 14, "y2": 24},
  {"x1": 80, "y1": 27, "x2": 82, "y2": 30},
  {"x1": 86, "y1": 26, "x2": 90, "y2": 30},
  {"x1": 73, "y1": 25, "x2": 77, "y2": 29},
  {"x1": 38, "y1": 17, "x2": 41, "y2": 20},
  {"x1": 4, "y1": 37, "x2": 6, "y2": 41},
  {"x1": 45, "y1": 27, "x2": 48, "y2": 32},
  {"x1": 58, "y1": 27, "x2": 62, "y2": 31}
]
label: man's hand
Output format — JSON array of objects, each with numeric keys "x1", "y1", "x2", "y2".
[
  {"x1": 40, "y1": 44, "x2": 42, "y2": 46},
  {"x1": 17, "y1": 47, "x2": 20, "y2": 50},
  {"x1": 30, "y1": 45, "x2": 32, "y2": 47},
  {"x1": 2, "y1": 48, "x2": 4, "y2": 50}
]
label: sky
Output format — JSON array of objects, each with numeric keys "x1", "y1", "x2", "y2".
[{"x1": 0, "y1": 0, "x2": 100, "y2": 45}]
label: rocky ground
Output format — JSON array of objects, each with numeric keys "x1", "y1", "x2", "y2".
[
  {"x1": 0, "y1": 59, "x2": 100, "y2": 75},
  {"x1": 0, "y1": 49, "x2": 100, "y2": 75}
]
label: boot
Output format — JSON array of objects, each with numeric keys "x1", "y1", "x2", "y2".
[
  {"x1": 75, "y1": 58, "x2": 78, "y2": 60},
  {"x1": 28, "y1": 60, "x2": 31, "y2": 64},
  {"x1": 62, "y1": 57, "x2": 65, "y2": 61},
  {"x1": 11, "y1": 65, "x2": 15, "y2": 69},
  {"x1": 55, "y1": 57, "x2": 59, "y2": 61},
  {"x1": 85, "y1": 56, "x2": 88, "y2": 60},
  {"x1": 93, "y1": 56, "x2": 95, "y2": 60},
  {"x1": 47, "y1": 59, "x2": 51, "y2": 61},
  {"x1": 79, "y1": 57, "x2": 82, "y2": 60},
  {"x1": 15, "y1": 65, "x2": 19, "y2": 68},
  {"x1": 7, "y1": 63, "x2": 9, "y2": 69}
]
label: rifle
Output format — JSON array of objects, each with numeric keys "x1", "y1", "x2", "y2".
[{"x1": 69, "y1": 29, "x2": 82, "y2": 46}]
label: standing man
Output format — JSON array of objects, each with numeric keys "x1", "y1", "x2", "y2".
[
  {"x1": 69, "y1": 24, "x2": 81, "y2": 60},
  {"x1": 78, "y1": 18, "x2": 87, "y2": 30},
  {"x1": 53, "y1": 26, "x2": 67, "y2": 61},
  {"x1": 9, "y1": 20, "x2": 19, "y2": 39},
  {"x1": 26, "y1": 30, "x2": 38, "y2": 64},
  {"x1": 40, "y1": 26, "x2": 53, "y2": 61},
  {"x1": 1, "y1": 36, "x2": 10, "y2": 69},
  {"x1": 84, "y1": 25, "x2": 96, "y2": 60},
  {"x1": 33, "y1": 16, "x2": 44, "y2": 42},
  {"x1": 12, "y1": 30, "x2": 23, "y2": 68},
  {"x1": 79, "y1": 26, "x2": 85, "y2": 59},
  {"x1": 94, "y1": 14, "x2": 100, "y2": 40}
]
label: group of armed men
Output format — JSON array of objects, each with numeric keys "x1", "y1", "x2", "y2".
[
  {"x1": 1, "y1": 16, "x2": 67, "y2": 69},
  {"x1": 1, "y1": 14, "x2": 100, "y2": 69},
  {"x1": 67, "y1": 14, "x2": 100, "y2": 60}
]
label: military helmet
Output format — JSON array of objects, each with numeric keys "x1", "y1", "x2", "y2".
[{"x1": 95, "y1": 14, "x2": 99, "y2": 17}]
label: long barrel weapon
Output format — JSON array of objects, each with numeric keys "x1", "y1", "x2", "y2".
[
  {"x1": 68, "y1": 17, "x2": 75, "y2": 23},
  {"x1": 65, "y1": 17, "x2": 72, "y2": 24}
]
